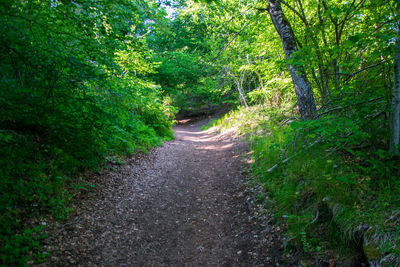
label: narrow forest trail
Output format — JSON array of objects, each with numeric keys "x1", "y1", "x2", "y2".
[{"x1": 45, "y1": 118, "x2": 287, "y2": 266}]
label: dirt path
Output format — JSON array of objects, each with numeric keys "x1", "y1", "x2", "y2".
[{"x1": 45, "y1": 118, "x2": 287, "y2": 266}]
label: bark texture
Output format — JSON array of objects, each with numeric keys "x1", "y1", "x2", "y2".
[
  {"x1": 390, "y1": 35, "x2": 400, "y2": 155},
  {"x1": 267, "y1": 0, "x2": 317, "y2": 119},
  {"x1": 227, "y1": 68, "x2": 249, "y2": 108}
]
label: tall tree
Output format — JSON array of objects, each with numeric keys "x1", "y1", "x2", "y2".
[
  {"x1": 266, "y1": 0, "x2": 316, "y2": 119},
  {"x1": 390, "y1": 3, "x2": 400, "y2": 155}
]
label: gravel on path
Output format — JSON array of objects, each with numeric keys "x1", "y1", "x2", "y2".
[{"x1": 42, "y1": 118, "x2": 288, "y2": 266}]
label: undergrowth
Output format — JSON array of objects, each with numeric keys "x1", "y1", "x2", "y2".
[
  {"x1": 0, "y1": 1, "x2": 176, "y2": 264},
  {"x1": 206, "y1": 105, "x2": 400, "y2": 265},
  {"x1": 0, "y1": 102, "x2": 173, "y2": 265}
]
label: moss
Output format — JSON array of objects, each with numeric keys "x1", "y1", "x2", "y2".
[{"x1": 363, "y1": 242, "x2": 380, "y2": 261}]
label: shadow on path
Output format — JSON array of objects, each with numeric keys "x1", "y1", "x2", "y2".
[{"x1": 46, "y1": 118, "x2": 286, "y2": 266}]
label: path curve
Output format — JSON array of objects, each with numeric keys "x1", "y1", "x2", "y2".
[{"x1": 45, "y1": 118, "x2": 285, "y2": 266}]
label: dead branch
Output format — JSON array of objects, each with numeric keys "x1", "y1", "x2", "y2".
[
  {"x1": 267, "y1": 137, "x2": 321, "y2": 172},
  {"x1": 315, "y1": 97, "x2": 384, "y2": 118},
  {"x1": 213, "y1": 20, "x2": 252, "y2": 61}
]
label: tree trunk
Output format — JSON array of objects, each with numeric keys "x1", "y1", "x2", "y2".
[
  {"x1": 389, "y1": 31, "x2": 400, "y2": 155},
  {"x1": 267, "y1": 0, "x2": 316, "y2": 119},
  {"x1": 227, "y1": 68, "x2": 249, "y2": 108}
]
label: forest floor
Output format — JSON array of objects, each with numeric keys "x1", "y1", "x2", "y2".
[{"x1": 39, "y1": 117, "x2": 300, "y2": 266}]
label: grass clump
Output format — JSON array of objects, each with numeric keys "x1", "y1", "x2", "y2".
[{"x1": 209, "y1": 105, "x2": 400, "y2": 265}]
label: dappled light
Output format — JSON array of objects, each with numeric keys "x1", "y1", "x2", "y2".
[
  {"x1": 1, "y1": 0, "x2": 398, "y2": 265},
  {"x1": 174, "y1": 125, "x2": 236, "y2": 151}
]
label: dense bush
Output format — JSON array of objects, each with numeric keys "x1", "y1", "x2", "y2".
[{"x1": 0, "y1": 0, "x2": 173, "y2": 264}]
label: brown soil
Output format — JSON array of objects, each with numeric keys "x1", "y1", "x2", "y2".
[{"x1": 42, "y1": 118, "x2": 291, "y2": 266}]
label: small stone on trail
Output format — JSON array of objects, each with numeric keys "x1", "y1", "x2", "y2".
[{"x1": 41, "y1": 118, "x2": 290, "y2": 266}]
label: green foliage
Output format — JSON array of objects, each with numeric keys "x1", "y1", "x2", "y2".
[
  {"x1": 212, "y1": 106, "x2": 400, "y2": 264},
  {"x1": 0, "y1": 0, "x2": 174, "y2": 264},
  {"x1": 1, "y1": 225, "x2": 48, "y2": 265},
  {"x1": 0, "y1": 0, "x2": 398, "y2": 264},
  {"x1": 148, "y1": 6, "x2": 227, "y2": 115},
  {"x1": 191, "y1": 0, "x2": 397, "y2": 261}
]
